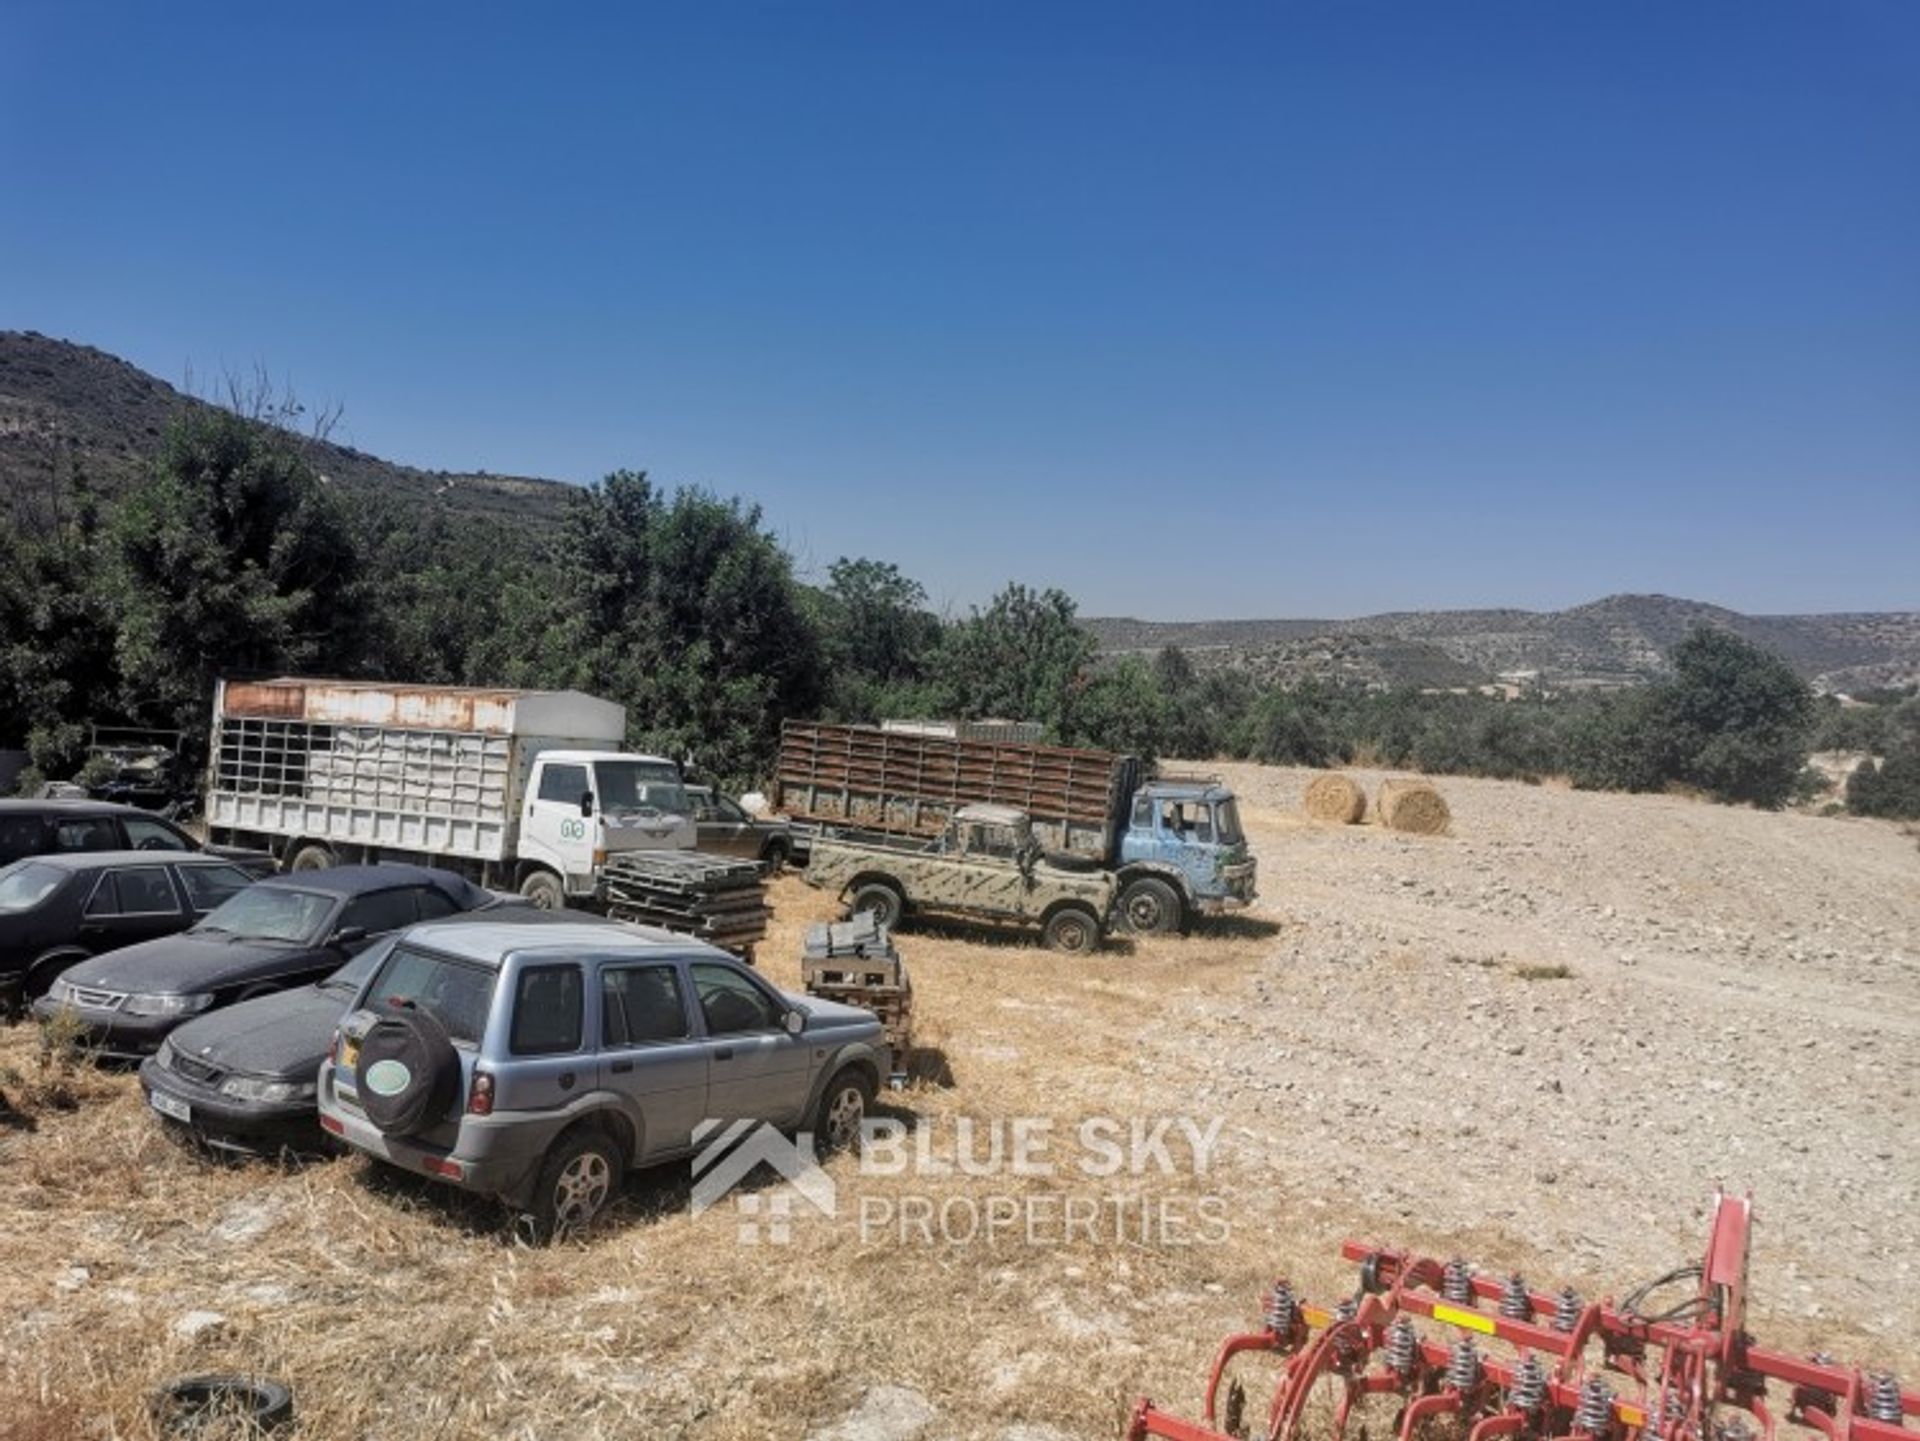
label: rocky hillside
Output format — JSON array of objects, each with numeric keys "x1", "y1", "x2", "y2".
[
  {"x1": 1089, "y1": 594, "x2": 1920, "y2": 693},
  {"x1": 0, "y1": 331, "x2": 576, "y2": 530}
]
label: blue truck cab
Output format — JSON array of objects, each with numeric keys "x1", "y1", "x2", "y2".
[{"x1": 1112, "y1": 776, "x2": 1257, "y2": 934}]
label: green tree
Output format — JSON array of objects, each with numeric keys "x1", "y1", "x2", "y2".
[
  {"x1": 931, "y1": 583, "x2": 1095, "y2": 736},
  {"x1": 1657, "y1": 628, "x2": 1813, "y2": 806},
  {"x1": 1061, "y1": 657, "x2": 1171, "y2": 759},
  {"x1": 816, "y1": 557, "x2": 943, "y2": 721},
  {"x1": 107, "y1": 410, "x2": 370, "y2": 753}
]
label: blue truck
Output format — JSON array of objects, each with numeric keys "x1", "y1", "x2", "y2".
[{"x1": 771, "y1": 722, "x2": 1257, "y2": 935}]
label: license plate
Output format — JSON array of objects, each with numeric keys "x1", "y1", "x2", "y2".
[
  {"x1": 149, "y1": 1090, "x2": 191, "y2": 1124},
  {"x1": 340, "y1": 1039, "x2": 360, "y2": 1070}
]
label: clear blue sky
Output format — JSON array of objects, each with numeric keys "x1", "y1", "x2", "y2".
[{"x1": 4, "y1": 2, "x2": 1916, "y2": 619}]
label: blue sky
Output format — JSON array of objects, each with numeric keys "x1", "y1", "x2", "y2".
[{"x1": 3, "y1": 2, "x2": 1915, "y2": 619}]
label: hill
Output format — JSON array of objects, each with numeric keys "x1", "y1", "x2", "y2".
[
  {"x1": 1087, "y1": 594, "x2": 1920, "y2": 693},
  {"x1": 0, "y1": 330, "x2": 577, "y2": 530}
]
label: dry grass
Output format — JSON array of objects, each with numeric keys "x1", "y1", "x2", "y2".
[
  {"x1": 1301, "y1": 773, "x2": 1366, "y2": 825},
  {"x1": 1376, "y1": 778, "x2": 1451, "y2": 835}
]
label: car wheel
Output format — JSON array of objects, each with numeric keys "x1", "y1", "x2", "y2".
[
  {"x1": 151, "y1": 1375, "x2": 294, "y2": 1433},
  {"x1": 848, "y1": 882, "x2": 904, "y2": 930},
  {"x1": 1042, "y1": 906, "x2": 1101, "y2": 955},
  {"x1": 288, "y1": 844, "x2": 334, "y2": 873},
  {"x1": 762, "y1": 838, "x2": 791, "y2": 874},
  {"x1": 1119, "y1": 877, "x2": 1183, "y2": 935},
  {"x1": 25, "y1": 950, "x2": 88, "y2": 1001},
  {"x1": 518, "y1": 870, "x2": 567, "y2": 910},
  {"x1": 529, "y1": 1128, "x2": 623, "y2": 1241},
  {"x1": 811, "y1": 1066, "x2": 874, "y2": 1157}
]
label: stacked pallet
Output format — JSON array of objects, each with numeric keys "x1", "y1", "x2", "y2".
[
  {"x1": 599, "y1": 850, "x2": 770, "y2": 959},
  {"x1": 803, "y1": 913, "x2": 913, "y2": 1086}
]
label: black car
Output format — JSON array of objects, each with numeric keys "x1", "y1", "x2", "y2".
[
  {"x1": 0, "y1": 852, "x2": 258, "y2": 1012},
  {"x1": 0, "y1": 800, "x2": 275, "y2": 877},
  {"x1": 140, "y1": 906, "x2": 576, "y2": 1155},
  {"x1": 33, "y1": 864, "x2": 505, "y2": 1059}
]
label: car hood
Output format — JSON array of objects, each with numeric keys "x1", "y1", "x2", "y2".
[
  {"x1": 60, "y1": 933, "x2": 322, "y2": 994},
  {"x1": 163, "y1": 984, "x2": 350, "y2": 1078},
  {"x1": 794, "y1": 994, "x2": 884, "y2": 1035}
]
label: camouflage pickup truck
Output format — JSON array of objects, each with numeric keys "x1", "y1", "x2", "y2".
[{"x1": 802, "y1": 803, "x2": 1117, "y2": 953}]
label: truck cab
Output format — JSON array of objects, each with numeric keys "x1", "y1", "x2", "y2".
[
  {"x1": 1114, "y1": 779, "x2": 1257, "y2": 933},
  {"x1": 520, "y1": 751, "x2": 695, "y2": 905}
]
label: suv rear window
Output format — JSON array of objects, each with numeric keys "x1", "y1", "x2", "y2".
[
  {"x1": 510, "y1": 965, "x2": 583, "y2": 1055},
  {"x1": 364, "y1": 945, "x2": 497, "y2": 1046}
]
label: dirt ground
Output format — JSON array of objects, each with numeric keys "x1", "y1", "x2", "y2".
[{"x1": 2, "y1": 764, "x2": 1916, "y2": 1439}]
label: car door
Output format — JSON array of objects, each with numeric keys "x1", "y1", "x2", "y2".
[
  {"x1": 486, "y1": 960, "x2": 590, "y2": 1118},
  {"x1": 596, "y1": 960, "x2": 709, "y2": 1160},
  {"x1": 53, "y1": 816, "x2": 121, "y2": 856},
  {"x1": 79, "y1": 866, "x2": 189, "y2": 954},
  {"x1": 522, "y1": 760, "x2": 596, "y2": 882},
  {"x1": 690, "y1": 960, "x2": 810, "y2": 1126}
]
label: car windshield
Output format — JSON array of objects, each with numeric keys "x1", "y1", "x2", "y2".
[
  {"x1": 1214, "y1": 800, "x2": 1245, "y2": 845},
  {"x1": 595, "y1": 759, "x2": 688, "y2": 817},
  {"x1": 362, "y1": 943, "x2": 496, "y2": 1045},
  {"x1": 0, "y1": 862, "x2": 66, "y2": 913},
  {"x1": 195, "y1": 886, "x2": 334, "y2": 942}
]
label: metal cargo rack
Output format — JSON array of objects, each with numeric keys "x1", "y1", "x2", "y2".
[
  {"x1": 802, "y1": 914, "x2": 913, "y2": 1087},
  {"x1": 598, "y1": 851, "x2": 770, "y2": 961}
]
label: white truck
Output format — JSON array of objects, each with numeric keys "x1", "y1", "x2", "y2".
[{"x1": 203, "y1": 678, "x2": 693, "y2": 908}]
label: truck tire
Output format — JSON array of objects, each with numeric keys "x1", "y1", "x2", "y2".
[
  {"x1": 848, "y1": 882, "x2": 904, "y2": 930},
  {"x1": 518, "y1": 870, "x2": 567, "y2": 911},
  {"x1": 1119, "y1": 876, "x2": 1184, "y2": 935},
  {"x1": 1042, "y1": 905, "x2": 1101, "y2": 955},
  {"x1": 288, "y1": 844, "x2": 334, "y2": 873}
]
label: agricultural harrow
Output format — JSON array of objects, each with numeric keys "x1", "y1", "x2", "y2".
[{"x1": 1128, "y1": 1194, "x2": 1915, "y2": 1441}]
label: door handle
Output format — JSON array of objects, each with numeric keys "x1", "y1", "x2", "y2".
[
  {"x1": 610, "y1": 1060, "x2": 633, "y2": 1074},
  {"x1": 714, "y1": 1047, "x2": 734, "y2": 1061}
]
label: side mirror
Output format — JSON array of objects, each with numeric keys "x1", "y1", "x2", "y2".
[
  {"x1": 783, "y1": 1009, "x2": 805, "y2": 1036},
  {"x1": 579, "y1": 792, "x2": 595, "y2": 818},
  {"x1": 330, "y1": 925, "x2": 368, "y2": 950}
]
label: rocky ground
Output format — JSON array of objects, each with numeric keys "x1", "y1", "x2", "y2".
[{"x1": 2, "y1": 766, "x2": 1915, "y2": 1439}]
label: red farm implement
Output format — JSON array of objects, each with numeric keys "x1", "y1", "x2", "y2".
[{"x1": 1128, "y1": 1194, "x2": 1915, "y2": 1441}]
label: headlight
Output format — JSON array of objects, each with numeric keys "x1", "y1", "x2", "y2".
[
  {"x1": 122, "y1": 992, "x2": 215, "y2": 1017},
  {"x1": 219, "y1": 1075, "x2": 316, "y2": 1103},
  {"x1": 155, "y1": 1038, "x2": 176, "y2": 1069}
]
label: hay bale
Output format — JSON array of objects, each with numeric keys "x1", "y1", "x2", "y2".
[
  {"x1": 1377, "y1": 778, "x2": 1451, "y2": 835},
  {"x1": 1302, "y1": 772, "x2": 1367, "y2": 824}
]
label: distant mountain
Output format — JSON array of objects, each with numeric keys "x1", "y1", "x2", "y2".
[
  {"x1": 1087, "y1": 594, "x2": 1920, "y2": 694},
  {"x1": 0, "y1": 331, "x2": 577, "y2": 529}
]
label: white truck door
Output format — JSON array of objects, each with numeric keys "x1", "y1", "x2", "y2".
[{"x1": 522, "y1": 759, "x2": 598, "y2": 882}]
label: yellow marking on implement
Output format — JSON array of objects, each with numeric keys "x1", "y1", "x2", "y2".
[
  {"x1": 1303, "y1": 1306, "x2": 1334, "y2": 1327},
  {"x1": 1432, "y1": 1303, "x2": 1496, "y2": 1335},
  {"x1": 1618, "y1": 1406, "x2": 1646, "y2": 1428}
]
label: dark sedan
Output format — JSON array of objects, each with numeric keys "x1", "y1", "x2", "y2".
[
  {"x1": 0, "y1": 852, "x2": 256, "y2": 1012},
  {"x1": 34, "y1": 864, "x2": 505, "y2": 1059},
  {"x1": 0, "y1": 799, "x2": 275, "y2": 876},
  {"x1": 140, "y1": 907, "x2": 580, "y2": 1155}
]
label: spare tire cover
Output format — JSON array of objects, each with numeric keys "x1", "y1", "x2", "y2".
[{"x1": 354, "y1": 1008, "x2": 460, "y2": 1137}]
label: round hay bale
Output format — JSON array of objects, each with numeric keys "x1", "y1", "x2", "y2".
[
  {"x1": 1377, "y1": 778, "x2": 1451, "y2": 835},
  {"x1": 1302, "y1": 772, "x2": 1367, "y2": 824}
]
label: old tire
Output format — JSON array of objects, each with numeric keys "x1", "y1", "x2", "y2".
[
  {"x1": 287, "y1": 844, "x2": 334, "y2": 873},
  {"x1": 354, "y1": 1009, "x2": 460, "y2": 1138},
  {"x1": 152, "y1": 1374, "x2": 294, "y2": 1433},
  {"x1": 812, "y1": 1066, "x2": 874, "y2": 1157},
  {"x1": 527, "y1": 1127, "x2": 623, "y2": 1241},
  {"x1": 1042, "y1": 905, "x2": 1101, "y2": 955},
  {"x1": 1119, "y1": 877, "x2": 1183, "y2": 935},
  {"x1": 518, "y1": 869, "x2": 567, "y2": 910},
  {"x1": 848, "y1": 882, "x2": 904, "y2": 930}
]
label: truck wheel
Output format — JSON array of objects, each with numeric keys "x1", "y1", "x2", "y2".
[
  {"x1": 1042, "y1": 906, "x2": 1101, "y2": 955},
  {"x1": 526, "y1": 1127, "x2": 624, "y2": 1241},
  {"x1": 288, "y1": 844, "x2": 334, "y2": 873},
  {"x1": 518, "y1": 870, "x2": 567, "y2": 910},
  {"x1": 848, "y1": 882, "x2": 904, "y2": 930},
  {"x1": 761, "y1": 838, "x2": 791, "y2": 874},
  {"x1": 1119, "y1": 877, "x2": 1183, "y2": 935},
  {"x1": 811, "y1": 1066, "x2": 874, "y2": 1157}
]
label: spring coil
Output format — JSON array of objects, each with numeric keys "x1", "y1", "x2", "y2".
[
  {"x1": 1575, "y1": 1377, "x2": 1614, "y2": 1436},
  {"x1": 1501, "y1": 1274, "x2": 1533, "y2": 1321},
  {"x1": 1642, "y1": 1389, "x2": 1684, "y2": 1441},
  {"x1": 1331, "y1": 1295, "x2": 1361, "y2": 1362},
  {"x1": 1384, "y1": 1316, "x2": 1419, "y2": 1378},
  {"x1": 1553, "y1": 1286, "x2": 1583, "y2": 1333},
  {"x1": 1866, "y1": 1374, "x2": 1903, "y2": 1425},
  {"x1": 1447, "y1": 1337, "x2": 1481, "y2": 1393},
  {"x1": 1265, "y1": 1280, "x2": 1299, "y2": 1336},
  {"x1": 1443, "y1": 1258, "x2": 1475, "y2": 1305},
  {"x1": 1510, "y1": 1355, "x2": 1548, "y2": 1413}
]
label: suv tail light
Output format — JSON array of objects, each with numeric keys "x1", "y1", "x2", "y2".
[{"x1": 467, "y1": 1070, "x2": 494, "y2": 1116}]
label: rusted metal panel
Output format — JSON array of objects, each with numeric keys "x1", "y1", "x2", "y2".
[
  {"x1": 217, "y1": 679, "x2": 625, "y2": 741},
  {"x1": 222, "y1": 682, "x2": 308, "y2": 719}
]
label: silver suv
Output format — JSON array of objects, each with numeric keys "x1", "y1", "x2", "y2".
[{"x1": 315, "y1": 919, "x2": 887, "y2": 1236}]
